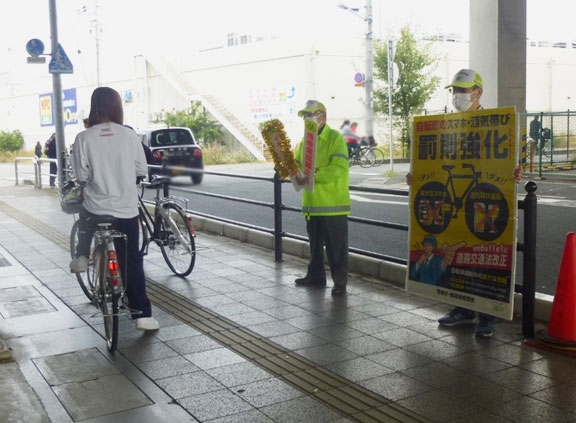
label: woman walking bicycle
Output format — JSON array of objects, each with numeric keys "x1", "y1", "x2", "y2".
[{"x1": 69, "y1": 86, "x2": 159, "y2": 331}]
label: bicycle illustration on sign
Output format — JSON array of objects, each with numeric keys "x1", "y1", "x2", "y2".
[{"x1": 413, "y1": 163, "x2": 508, "y2": 241}]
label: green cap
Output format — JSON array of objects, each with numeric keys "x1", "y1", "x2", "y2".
[
  {"x1": 445, "y1": 69, "x2": 483, "y2": 89},
  {"x1": 297, "y1": 100, "x2": 326, "y2": 117}
]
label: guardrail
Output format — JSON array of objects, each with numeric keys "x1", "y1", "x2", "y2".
[
  {"x1": 14, "y1": 156, "x2": 66, "y2": 189},
  {"x1": 14, "y1": 156, "x2": 39, "y2": 187},
  {"x1": 16, "y1": 157, "x2": 539, "y2": 336},
  {"x1": 151, "y1": 162, "x2": 538, "y2": 337}
]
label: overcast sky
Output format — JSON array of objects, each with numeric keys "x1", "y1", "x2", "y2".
[{"x1": 1, "y1": 1, "x2": 575, "y2": 83}]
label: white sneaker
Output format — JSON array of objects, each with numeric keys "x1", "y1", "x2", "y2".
[
  {"x1": 70, "y1": 256, "x2": 88, "y2": 273},
  {"x1": 136, "y1": 317, "x2": 160, "y2": 331}
]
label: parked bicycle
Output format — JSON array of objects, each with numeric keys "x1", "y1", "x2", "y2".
[{"x1": 138, "y1": 175, "x2": 196, "y2": 276}]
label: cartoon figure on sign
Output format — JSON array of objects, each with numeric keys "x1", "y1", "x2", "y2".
[{"x1": 410, "y1": 234, "x2": 466, "y2": 286}]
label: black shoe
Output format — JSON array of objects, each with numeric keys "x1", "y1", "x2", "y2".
[
  {"x1": 331, "y1": 286, "x2": 347, "y2": 297},
  {"x1": 295, "y1": 276, "x2": 326, "y2": 287}
]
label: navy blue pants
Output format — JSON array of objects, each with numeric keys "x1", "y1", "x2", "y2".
[{"x1": 76, "y1": 208, "x2": 151, "y2": 318}]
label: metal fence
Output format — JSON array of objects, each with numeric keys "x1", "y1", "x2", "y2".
[
  {"x1": 14, "y1": 159, "x2": 540, "y2": 336},
  {"x1": 523, "y1": 111, "x2": 576, "y2": 178},
  {"x1": 154, "y1": 164, "x2": 538, "y2": 337}
]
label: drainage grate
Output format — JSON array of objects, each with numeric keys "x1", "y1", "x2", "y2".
[{"x1": 0, "y1": 200, "x2": 430, "y2": 423}]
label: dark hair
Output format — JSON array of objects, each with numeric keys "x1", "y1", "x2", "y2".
[
  {"x1": 340, "y1": 120, "x2": 350, "y2": 129},
  {"x1": 88, "y1": 87, "x2": 123, "y2": 125}
]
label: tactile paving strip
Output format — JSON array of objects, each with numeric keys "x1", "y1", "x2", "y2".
[{"x1": 0, "y1": 200, "x2": 430, "y2": 423}]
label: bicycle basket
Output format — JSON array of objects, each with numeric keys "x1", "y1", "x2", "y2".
[{"x1": 60, "y1": 181, "x2": 84, "y2": 214}]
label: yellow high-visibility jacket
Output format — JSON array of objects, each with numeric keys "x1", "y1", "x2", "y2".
[{"x1": 295, "y1": 124, "x2": 350, "y2": 216}]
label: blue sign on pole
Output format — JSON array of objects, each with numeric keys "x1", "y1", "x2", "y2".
[{"x1": 49, "y1": 44, "x2": 73, "y2": 74}]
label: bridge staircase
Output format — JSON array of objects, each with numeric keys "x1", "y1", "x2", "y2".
[{"x1": 143, "y1": 54, "x2": 266, "y2": 161}]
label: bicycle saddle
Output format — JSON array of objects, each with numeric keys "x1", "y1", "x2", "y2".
[{"x1": 87, "y1": 215, "x2": 118, "y2": 227}]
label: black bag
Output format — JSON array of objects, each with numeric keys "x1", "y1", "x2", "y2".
[
  {"x1": 44, "y1": 134, "x2": 56, "y2": 158},
  {"x1": 60, "y1": 181, "x2": 84, "y2": 214}
]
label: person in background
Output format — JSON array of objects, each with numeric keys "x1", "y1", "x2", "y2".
[
  {"x1": 340, "y1": 120, "x2": 361, "y2": 158},
  {"x1": 406, "y1": 69, "x2": 523, "y2": 337},
  {"x1": 69, "y1": 87, "x2": 159, "y2": 331},
  {"x1": 83, "y1": 118, "x2": 89, "y2": 129},
  {"x1": 44, "y1": 133, "x2": 57, "y2": 187},
  {"x1": 34, "y1": 141, "x2": 42, "y2": 158},
  {"x1": 294, "y1": 100, "x2": 350, "y2": 296},
  {"x1": 529, "y1": 115, "x2": 541, "y2": 149}
]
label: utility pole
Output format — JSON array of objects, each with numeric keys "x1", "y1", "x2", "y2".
[
  {"x1": 364, "y1": 0, "x2": 373, "y2": 138},
  {"x1": 338, "y1": 0, "x2": 374, "y2": 138},
  {"x1": 388, "y1": 39, "x2": 394, "y2": 171},
  {"x1": 49, "y1": 0, "x2": 66, "y2": 188}
]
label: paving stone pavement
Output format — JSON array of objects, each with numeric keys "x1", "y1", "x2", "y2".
[{"x1": 1, "y1": 178, "x2": 576, "y2": 423}]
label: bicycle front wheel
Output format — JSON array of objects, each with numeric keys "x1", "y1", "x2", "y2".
[
  {"x1": 96, "y1": 247, "x2": 119, "y2": 352},
  {"x1": 371, "y1": 148, "x2": 385, "y2": 167},
  {"x1": 70, "y1": 220, "x2": 96, "y2": 302},
  {"x1": 137, "y1": 207, "x2": 149, "y2": 255},
  {"x1": 155, "y1": 203, "x2": 196, "y2": 276}
]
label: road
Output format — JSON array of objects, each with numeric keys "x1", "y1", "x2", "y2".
[
  {"x1": 3, "y1": 161, "x2": 573, "y2": 296},
  {"x1": 159, "y1": 163, "x2": 574, "y2": 297}
]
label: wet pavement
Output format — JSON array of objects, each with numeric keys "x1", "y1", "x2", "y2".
[{"x1": 2, "y1": 168, "x2": 576, "y2": 423}]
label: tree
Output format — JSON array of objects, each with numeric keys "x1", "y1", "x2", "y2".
[
  {"x1": 373, "y1": 27, "x2": 440, "y2": 157},
  {"x1": 0, "y1": 130, "x2": 24, "y2": 152},
  {"x1": 165, "y1": 101, "x2": 222, "y2": 145}
]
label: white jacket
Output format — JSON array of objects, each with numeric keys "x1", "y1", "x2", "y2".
[{"x1": 72, "y1": 122, "x2": 147, "y2": 218}]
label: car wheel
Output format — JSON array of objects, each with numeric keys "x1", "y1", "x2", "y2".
[{"x1": 191, "y1": 173, "x2": 203, "y2": 184}]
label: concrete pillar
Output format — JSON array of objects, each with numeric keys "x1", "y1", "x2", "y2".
[{"x1": 469, "y1": 0, "x2": 527, "y2": 113}]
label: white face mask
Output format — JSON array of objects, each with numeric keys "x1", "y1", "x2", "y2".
[{"x1": 452, "y1": 93, "x2": 473, "y2": 112}]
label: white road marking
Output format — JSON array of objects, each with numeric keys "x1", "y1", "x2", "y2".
[{"x1": 350, "y1": 194, "x2": 407, "y2": 205}]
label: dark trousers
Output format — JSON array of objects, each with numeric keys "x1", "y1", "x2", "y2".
[
  {"x1": 452, "y1": 306, "x2": 494, "y2": 324},
  {"x1": 76, "y1": 209, "x2": 151, "y2": 318},
  {"x1": 306, "y1": 215, "x2": 348, "y2": 287},
  {"x1": 49, "y1": 162, "x2": 57, "y2": 186}
]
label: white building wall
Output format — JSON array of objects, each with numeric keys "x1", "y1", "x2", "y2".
[{"x1": 3, "y1": 37, "x2": 576, "y2": 150}]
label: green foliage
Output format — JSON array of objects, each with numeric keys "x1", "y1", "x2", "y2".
[
  {"x1": 0, "y1": 130, "x2": 24, "y2": 152},
  {"x1": 165, "y1": 101, "x2": 222, "y2": 144},
  {"x1": 373, "y1": 27, "x2": 440, "y2": 157},
  {"x1": 201, "y1": 143, "x2": 256, "y2": 165}
]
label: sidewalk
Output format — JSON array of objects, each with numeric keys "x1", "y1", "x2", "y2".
[{"x1": 2, "y1": 178, "x2": 576, "y2": 423}]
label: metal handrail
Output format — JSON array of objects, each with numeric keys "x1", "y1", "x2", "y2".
[
  {"x1": 154, "y1": 163, "x2": 538, "y2": 337},
  {"x1": 20, "y1": 156, "x2": 538, "y2": 336},
  {"x1": 14, "y1": 156, "x2": 39, "y2": 187}
]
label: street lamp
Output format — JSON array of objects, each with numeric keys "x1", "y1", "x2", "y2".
[{"x1": 338, "y1": 0, "x2": 374, "y2": 139}]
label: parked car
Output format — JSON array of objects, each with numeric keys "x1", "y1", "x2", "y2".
[{"x1": 137, "y1": 127, "x2": 203, "y2": 184}]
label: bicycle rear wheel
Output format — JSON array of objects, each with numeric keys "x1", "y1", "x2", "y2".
[
  {"x1": 70, "y1": 220, "x2": 96, "y2": 302},
  {"x1": 95, "y1": 246, "x2": 119, "y2": 352},
  {"x1": 155, "y1": 203, "x2": 196, "y2": 276},
  {"x1": 359, "y1": 148, "x2": 376, "y2": 168}
]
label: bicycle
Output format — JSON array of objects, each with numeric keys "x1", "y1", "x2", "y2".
[
  {"x1": 70, "y1": 216, "x2": 137, "y2": 352},
  {"x1": 365, "y1": 146, "x2": 386, "y2": 167},
  {"x1": 349, "y1": 146, "x2": 376, "y2": 168},
  {"x1": 137, "y1": 175, "x2": 196, "y2": 276},
  {"x1": 413, "y1": 163, "x2": 508, "y2": 241}
]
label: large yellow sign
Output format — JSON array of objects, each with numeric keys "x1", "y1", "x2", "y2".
[{"x1": 407, "y1": 107, "x2": 519, "y2": 320}]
